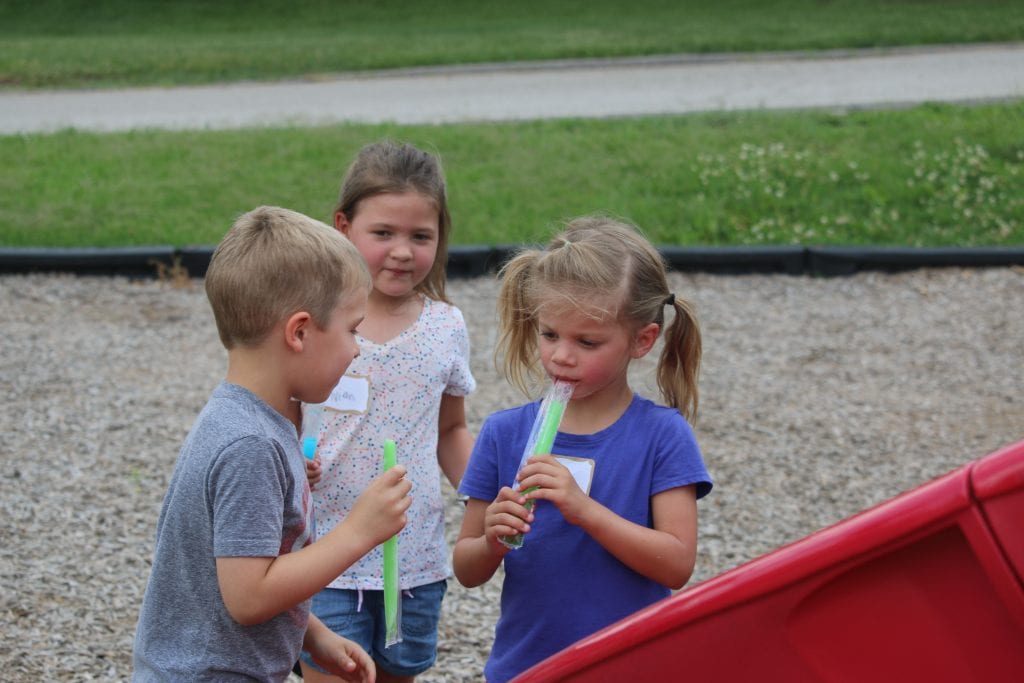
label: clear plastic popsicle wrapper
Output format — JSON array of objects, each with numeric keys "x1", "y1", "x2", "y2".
[
  {"x1": 301, "y1": 403, "x2": 325, "y2": 460},
  {"x1": 382, "y1": 439, "x2": 402, "y2": 647},
  {"x1": 500, "y1": 379, "x2": 574, "y2": 549}
]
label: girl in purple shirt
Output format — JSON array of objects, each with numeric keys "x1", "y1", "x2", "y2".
[{"x1": 455, "y1": 215, "x2": 712, "y2": 682}]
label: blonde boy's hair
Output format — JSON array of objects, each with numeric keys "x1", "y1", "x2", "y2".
[
  {"x1": 205, "y1": 205, "x2": 370, "y2": 349},
  {"x1": 496, "y1": 215, "x2": 702, "y2": 420}
]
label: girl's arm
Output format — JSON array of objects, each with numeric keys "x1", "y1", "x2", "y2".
[
  {"x1": 583, "y1": 485, "x2": 697, "y2": 589},
  {"x1": 518, "y1": 455, "x2": 698, "y2": 589},
  {"x1": 216, "y1": 467, "x2": 411, "y2": 625},
  {"x1": 452, "y1": 490, "x2": 532, "y2": 587},
  {"x1": 437, "y1": 393, "x2": 474, "y2": 489}
]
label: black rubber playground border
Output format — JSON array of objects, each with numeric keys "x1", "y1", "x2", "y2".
[{"x1": 1, "y1": 245, "x2": 1023, "y2": 279}]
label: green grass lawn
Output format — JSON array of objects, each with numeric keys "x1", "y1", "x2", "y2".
[
  {"x1": 3, "y1": 102, "x2": 1021, "y2": 248},
  {"x1": 2, "y1": 0, "x2": 1023, "y2": 88},
  {"x1": 3, "y1": 1, "x2": 1022, "y2": 250}
]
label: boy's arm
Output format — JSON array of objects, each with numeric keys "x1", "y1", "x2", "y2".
[
  {"x1": 437, "y1": 393, "x2": 474, "y2": 490},
  {"x1": 518, "y1": 455, "x2": 698, "y2": 589},
  {"x1": 216, "y1": 466, "x2": 411, "y2": 625},
  {"x1": 303, "y1": 615, "x2": 375, "y2": 682}
]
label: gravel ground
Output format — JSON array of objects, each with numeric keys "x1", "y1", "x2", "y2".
[{"x1": 1, "y1": 267, "x2": 1022, "y2": 682}]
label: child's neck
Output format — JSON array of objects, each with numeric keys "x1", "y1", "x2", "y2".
[
  {"x1": 224, "y1": 349, "x2": 298, "y2": 429},
  {"x1": 559, "y1": 381, "x2": 635, "y2": 435},
  {"x1": 358, "y1": 290, "x2": 423, "y2": 344}
]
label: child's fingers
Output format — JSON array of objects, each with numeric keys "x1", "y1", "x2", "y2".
[
  {"x1": 485, "y1": 496, "x2": 533, "y2": 535},
  {"x1": 327, "y1": 649, "x2": 374, "y2": 683},
  {"x1": 486, "y1": 514, "x2": 531, "y2": 538},
  {"x1": 384, "y1": 464, "x2": 407, "y2": 481},
  {"x1": 371, "y1": 466, "x2": 411, "y2": 497},
  {"x1": 494, "y1": 486, "x2": 527, "y2": 504},
  {"x1": 517, "y1": 455, "x2": 564, "y2": 481},
  {"x1": 380, "y1": 474, "x2": 413, "y2": 513},
  {"x1": 522, "y1": 456, "x2": 576, "y2": 482},
  {"x1": 332, "y1": 654, "x2": 356, "y2": 672},
  {"x1": 304, "y1": 459, "x2": 323, "y2": 488},
  {"x1": 489, "y1": 504, "x2": 532, "y2": 524},
  {"x1": 361, "y1": 468, "x2": 413, "y2": 521},
  {"x1": 519, "y1": 470, "x2": 570, "y2": 494}
]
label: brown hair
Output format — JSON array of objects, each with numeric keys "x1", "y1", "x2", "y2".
[
  {"x1": 205, "y1": 205, "x2": 370, "y2": 349},
  {"x1": 496, "y1": 215, "x2": 701, "y2": 420},
  {"x1": 334, "y1": 140, "x2": 451, "y2": 303}
]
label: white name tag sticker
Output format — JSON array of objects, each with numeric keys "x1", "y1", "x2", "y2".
[
  {"x1": 323, "y1": 374, "x2": 371, "y2": 414},
  {"x1": 553, "y1": 455, "x2": 595, "y2": 496}
]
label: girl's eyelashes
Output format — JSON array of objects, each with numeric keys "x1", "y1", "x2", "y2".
[
  {"x1": 367, "y1": 228, "x2": 435, "y2": 242},
  {"x1": 540, "y1": 329, "x2": 598, "y2": 348}
]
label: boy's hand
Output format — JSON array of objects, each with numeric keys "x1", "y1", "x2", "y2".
[
  {"x1": 348, "y1": 465, "x2": 412, "y2": 547},
  {"x1": 484, "y1": 486, "x2": 533, "y2": 549},
  {"x1": 307, "y1": 630, "x2": 376, "y2": 683},
  {"x1": 517, "y1": 455, "x2": 589, "y2": 526},
  {"x1": 304, "y1": 454, "x2": 322, "y2": 489}
]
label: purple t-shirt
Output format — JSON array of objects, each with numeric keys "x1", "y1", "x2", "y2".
[{"x1": 459, "y1": 393, "x2": 712, "y2": 683}]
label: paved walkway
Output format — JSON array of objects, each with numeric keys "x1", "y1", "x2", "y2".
[{"x1": 2, "y1": 43, "x2": 1023, "y2": 134}]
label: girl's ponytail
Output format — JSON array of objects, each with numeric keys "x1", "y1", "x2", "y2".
[
  {"x1": 496, "y1": 250, "x2": 543, "y2": 396},
  {"x1": 657, "y1": 295, "x2": 701, "y2": 422}
]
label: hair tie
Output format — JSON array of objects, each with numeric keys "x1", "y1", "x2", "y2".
[{"x1": 664, "y1": 293, "x2": 675, "y2": 307}]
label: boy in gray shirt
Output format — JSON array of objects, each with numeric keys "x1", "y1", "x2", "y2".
[{"x1": 133, "y1": 206, "x2": 411, "y2": 682}]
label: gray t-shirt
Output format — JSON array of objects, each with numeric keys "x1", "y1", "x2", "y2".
[{"x1": 133, "y1": 382, "x2": 314, "y2": 681}]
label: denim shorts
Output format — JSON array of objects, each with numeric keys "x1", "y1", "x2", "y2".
[{"x1": 300, "y1": 580, "x2": 448, "y2": 677}]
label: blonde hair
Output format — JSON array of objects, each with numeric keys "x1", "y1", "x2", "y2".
[
  {"x1": 205, "y1": 205, "x2": 370, "y2": 349},
  {"x1": 496, "y1": 215, "x2": 702, "y2": 420},
  {"x1": 334, "y1": 140, "x2": 451, "y2": 303}
]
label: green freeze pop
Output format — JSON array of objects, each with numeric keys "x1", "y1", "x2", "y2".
[
  {"x1": 500, "y1": 379, "x2": 574, "y2": 549},
  {"x1": 383, "y1": 439, "x2": 401, "y2": 647}
]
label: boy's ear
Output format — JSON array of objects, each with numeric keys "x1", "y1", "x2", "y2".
[
  {"x1": 334, "y1": 211, "x2": 351, "y2": 235},
  {"x1": 632, "y1": 322, "x2": 660, "y2": 359},
  {"x1": 284, "y1": 311, "x2": 313, "y2": 352}
]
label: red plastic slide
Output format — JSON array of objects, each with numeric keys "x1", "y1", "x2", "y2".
[{"x1": 514, "y1": 439, "x2": 1024, "y2": 682}]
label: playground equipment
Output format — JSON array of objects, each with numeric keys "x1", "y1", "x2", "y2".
[{"x1": 513, "y1": 439, "x2": 1024, "y2": 682}]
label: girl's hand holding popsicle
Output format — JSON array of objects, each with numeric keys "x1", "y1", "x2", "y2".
[
  {"x1": 516, "y1": 454, "x2": 590, "y2": 526},
  {"x1": 483, "y1": 487, "x2": 535, "y2": 552},
  {"x1": 304, "y1": 455, "x2": 323, "y2": 489}
]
